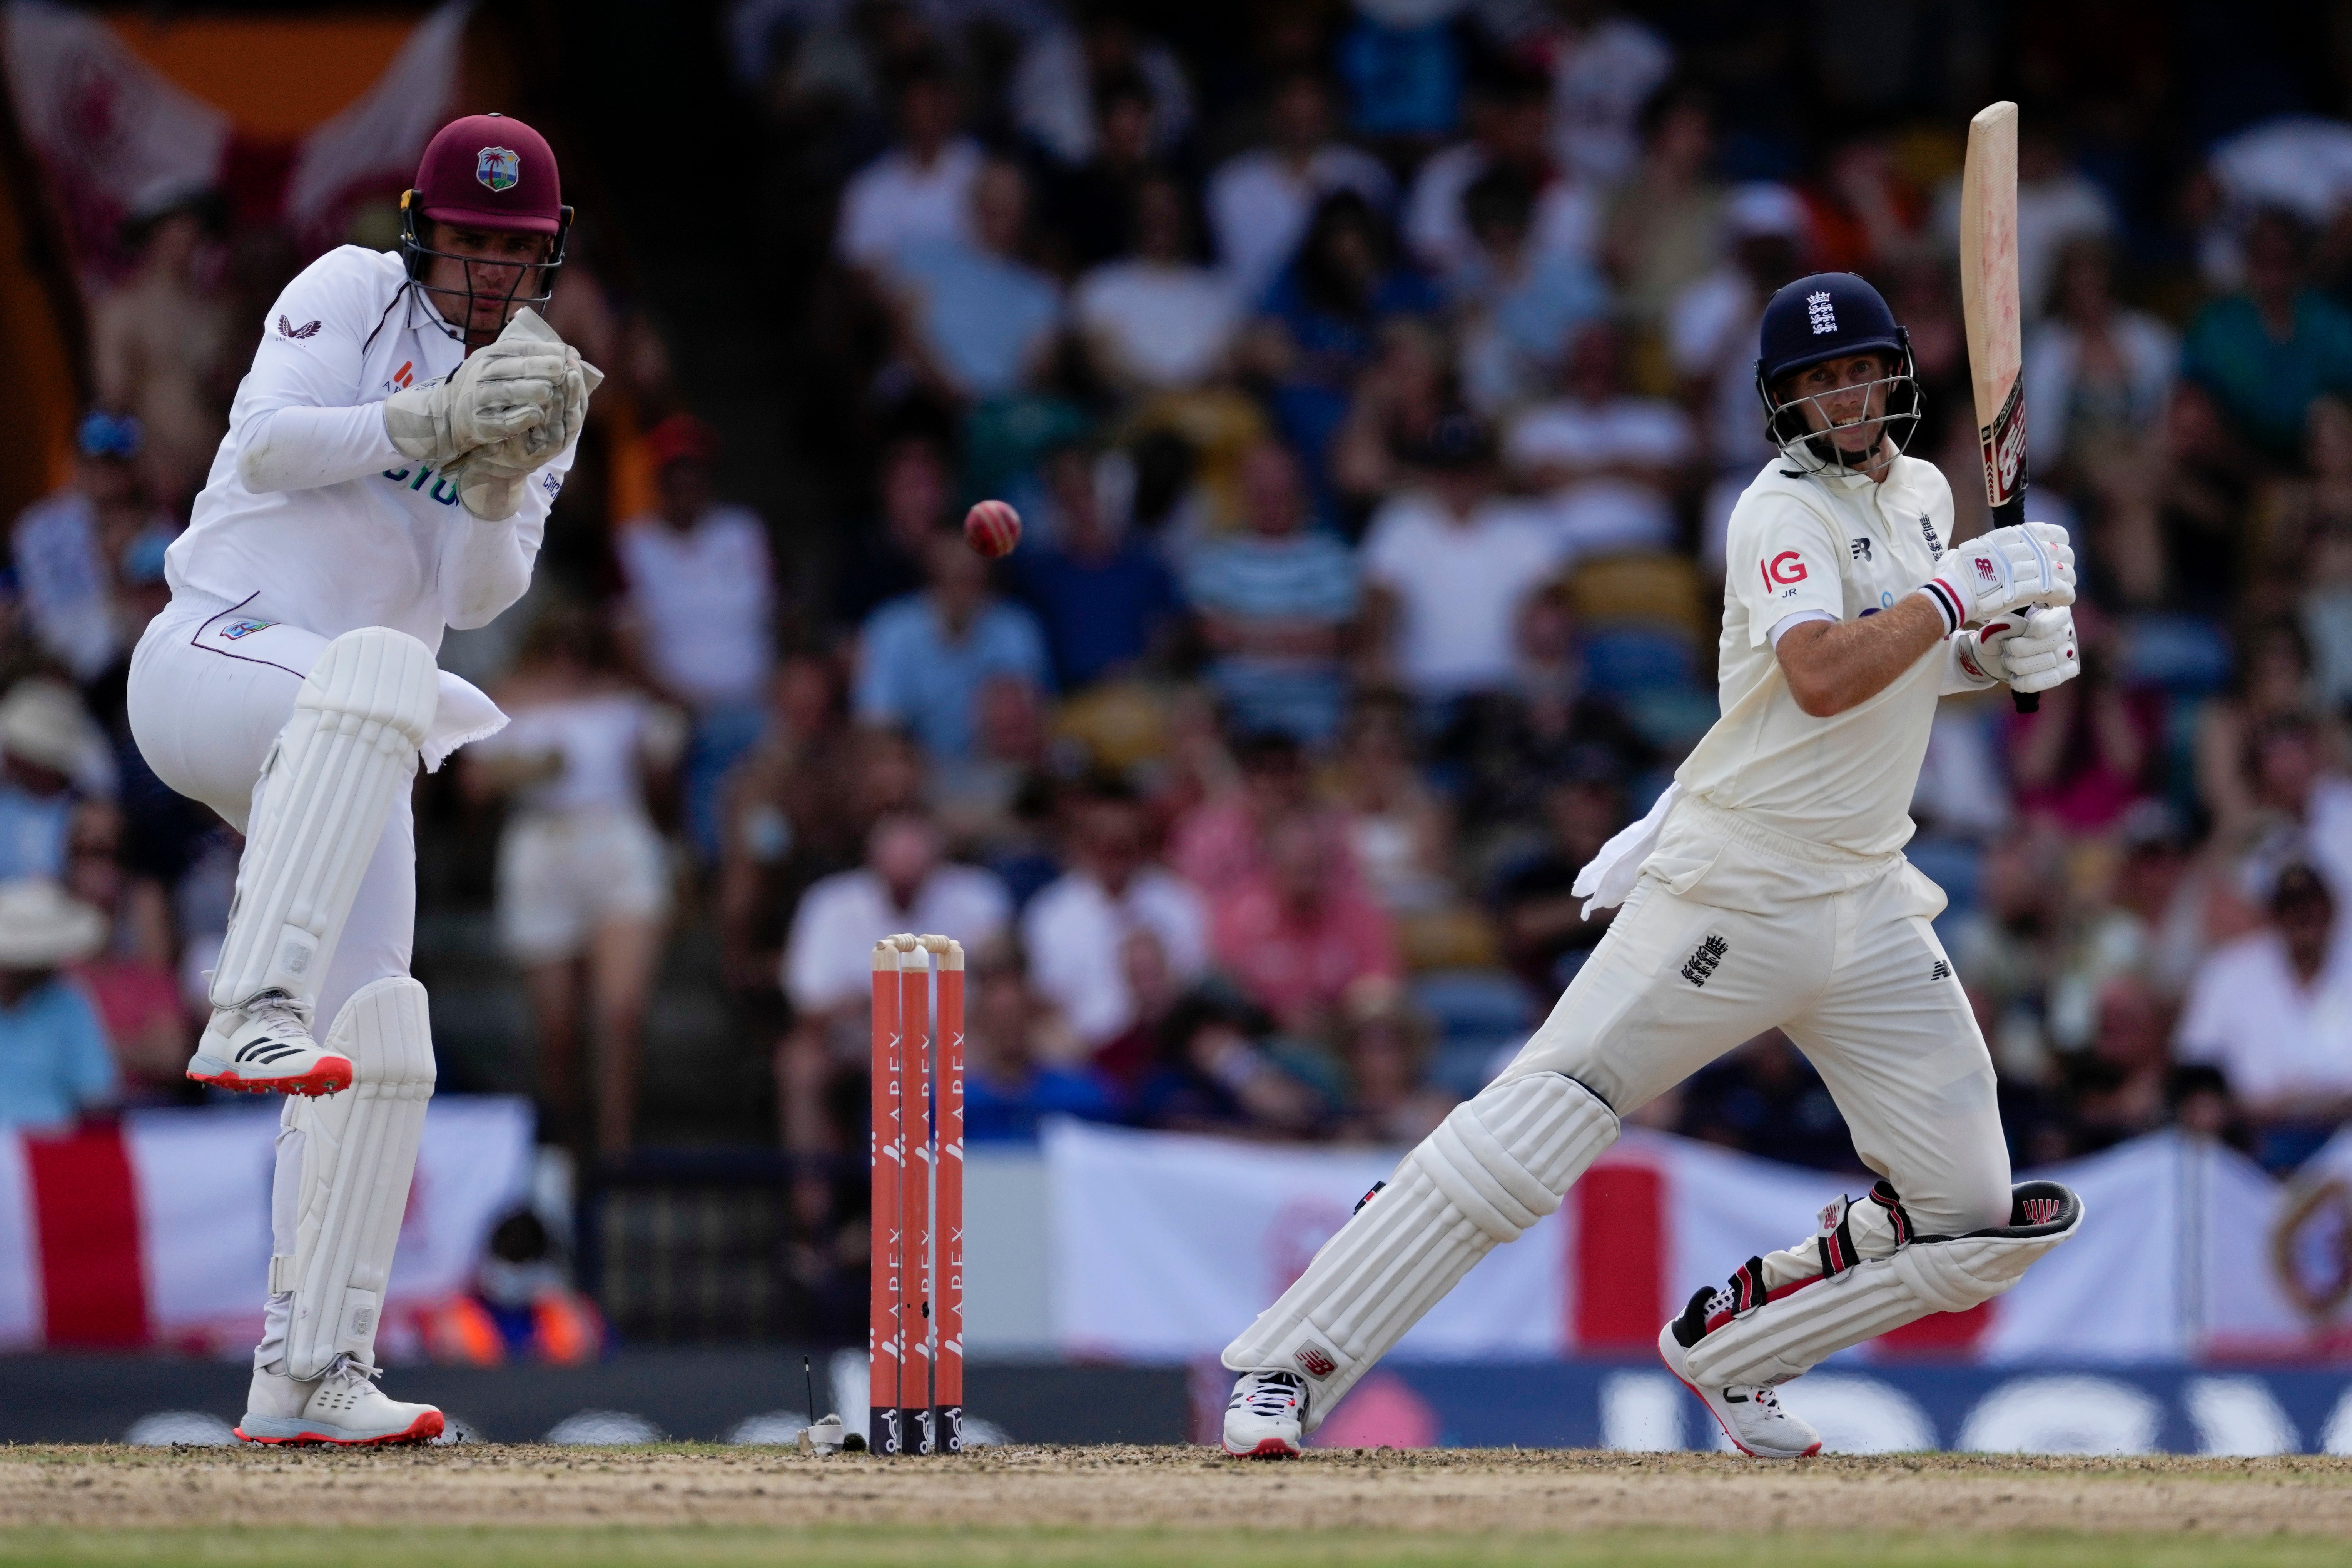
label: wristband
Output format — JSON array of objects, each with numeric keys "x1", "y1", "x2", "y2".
[{"x1": 1916, "y1": 582, "x2": 1963, "y2": 636}]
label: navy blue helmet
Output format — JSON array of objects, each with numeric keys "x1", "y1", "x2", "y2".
[{"x1": 1753, "y1": 272, "x2": 1920, "y2": 473}]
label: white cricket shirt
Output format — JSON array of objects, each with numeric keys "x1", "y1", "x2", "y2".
[
  {"x1": 1674, "y1": 454, "x2": 1958, "y2": 859},
  {"x1": 164, "y1": 245, "x2": 573, "y2": 650}
]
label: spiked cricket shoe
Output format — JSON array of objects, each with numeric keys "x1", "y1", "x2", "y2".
[
  {"x1": 1657, "y1": 1321, "x2": 1822, "y2": 1458},
  {"x1": 236, "y1": 1360, "x2": 443, "y2": 1446},
  {"x1": 1223, "y1": 1369, "x2": 1306, "y2": 1459},
  {"x1": 188, "y1": 995, "x2": 352, "y2": 1096}
]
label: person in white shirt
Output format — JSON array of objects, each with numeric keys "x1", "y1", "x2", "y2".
[
  {"x1": 615, "y1": 413, "x2": 774, "y2": 856},
  {"x1": 1218, "y1": 272, "x2": 2085, "y2": 1464},
  {"x1": 1074, "y1": 174, "x2": 1241, "y2": 393},
  {"x1": 1360, "y1": 416, "x2": 1568, "y2": 703},
  {"x1": 1505, "y1": 319, "x2": 1696, "y2": 559},
  {"x1": 778, "y1": 810, "x2": 1009, "y2": 1141},
  {"x1": 1022, "y1": 776, "x2": 1208, "y2": 1048},
  {"x1": 835, "y1": 59, "x2": 982, "y2": 274},
  {"x1": 1405, "y1": 63, "x2": 1597, "y2": 286},
  {"x1": 1207, "y1": 70, "x2": 1394, "y2": 302},
  {"x1": 124, "y1": 114, "x2": 597, "y2": 1447},
  {"x1": 2176, "y1": 863, "x2": 2352, "y2": 1164},
  {"x1": 466, "y1": 605, "x2": 685, "y2": 1159}
]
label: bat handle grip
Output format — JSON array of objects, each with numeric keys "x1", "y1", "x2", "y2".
[
  {"x1": 2013, "y1": 689, "x2": 2039, "y2": 714},
  {"x1": 1990, "y1": 498, "x2": 2038, "y2": 713}
]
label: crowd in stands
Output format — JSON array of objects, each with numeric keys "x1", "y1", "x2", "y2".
[{"x1": 8, "y1": 2, "x2": 2352, "y2": 1341}]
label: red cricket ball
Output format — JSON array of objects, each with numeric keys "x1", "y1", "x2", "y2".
[{"x1": 964, "y1": 499, "x2": 1022, "y2": 558}]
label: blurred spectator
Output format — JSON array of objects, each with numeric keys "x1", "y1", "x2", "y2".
[
  {"x1": 2176, "y1": 863, "x2": 2352, "y2": 1170},
  {"x1": 1246, "y1": 190, "x2": 1440, "y2": 485},
  {"x1": 1023, "y1": 776, "x2": 1208, "y2": 1048},
  {"x1": 1173, "y1": 728, "x2": 1362, "y2": 902},
  {"x1": 1403, "y1": 58, "x2": 1588, "y2": 284},
  {"x1": 1131, "y1": 983, "x2": 1327, "y2": 1136},
  {"x1": 1336, "y1": 0, "x2": 1465, "y2": 146},
  {"x1": 1042, "y1": 67, "x2": 1161, "y2": 272},
  {"x1": 889, "y1": 159, "x2": 1065, "y2": 401},
  {"x1": 90, "y1": 195, "x2": 229, "y2": 509},
  {"x1": 835, "y1": 56, "x2": 981, "y2": 272},
  {"x1": 616, "y1": 416, "x2": 775, "y2": 857},
  {"x1": 1184, "y1": 440, "x2": 1359, "y2": 743},
  {"x1": 1802, "y1": 137, "x2": 1928, "y2": 276},
  {"x1": 2005, "y1": 617, "x2": 2160, "y2": 834},
  {"x1": 0, "y1": 879, "x2": 114, "y2": 1131},
  {"x1": 1491, "y1": 755, "x2": 1630, "y2": 993},
  {"x1": 1331, "y1": 319, "x2": 1457, "y2": 515},
  {"x1": 2023, "y1": 238, "x2": 2178, "y2": 479},
  {"x1": 855, "y1": 522, "x2": 1051, "y2": 760},
  {"x1": 1092, "y1": 925, "x2": 1184, "y2": 1090},
  {"x1": 2195, "y1": 618, "x2": 2329, "y2": 840},
  {"x1": 1011, "y1": 445, "x2": 1182, "y2": 689},
  {"x1": 1011, "y1": 6, "x2": 1192, "y2": 167},
  {"x1": 1074, "y1": 175, "x2": 1241, "y2": 394},
  {"x1": 2061, "y1": 973, "x2": 2174, "y2": 1157},
  {"x1": 469, "y1": 607, "x2": 685, "y2": 1156},
  {"x1": 1666, "y1": 183, "x2": 1810, "y2": 565},
  {"x1": 1537, "y1": 1, "x2": 1673, "y2": 186},
  {"x1": 778, "y1": 811, "x2": 1011, "y2": 1149},
  {"x1": 1600, "y1": 82, "x2": 1724, "y2": 325},
  {"x1": 2232, "y1": 712, "x2": 2352, "y2": 918},
  {"x1": 62, "y1": 804, "x2": 184, "y2": 1097},
  {"x1": 418, "y1": 1209, "x2": 605, "y2": 1366},
  {"x1": 1450, "y1": 164, "x2": 1611, "y2": 414},
  {"x1": 1505, "y1": 320, "x2": 1695, "y2": 560},
  {"x1": 929, "y1": 674, "x2": 1055, "y2": 884},
  {"x1": 1209, "y1": 810, "x2": 1400, "y2": 1034},
  {"x1": 838, "y1": 432, "x2": 956, "y2": 627},
  {"x1": 1208, "y1": 69, "x2": 1394, "y2": 302},
  {"x1": 2182, "y1": 208, "x2": 2352, "y2": 460},
  {"x1": 0, "y1": 680, "x2": 108, "y2": 882},
  {"x1": 1443, "y1": 580, "x2": 1654, "y2": 831},
  {"x1": 1931, "y1": 124, "x2": 2116, "y2": 321},
  {"x1": 11, "y1": 413, "x2": 175, "y2": 684},
  {"x1": 717, "y1": 652, "x2": 856, "y2": 1006},
  {"x1": 1325, "y1": 691, "x2": 1458, "y2": 925},
  {"x1": 1330, "y1": 983, "x2": 1454, "y2": 1143},
  {"x1": 1360, "y1": 416, "x2": 1567, "y2": 703},
  {"x1": 1679, "y1": 1030, "x2": 1858, "y2": 1171},
  {"x1": 963, "y1": 946, "x2": 1118, "y2": 1142}
]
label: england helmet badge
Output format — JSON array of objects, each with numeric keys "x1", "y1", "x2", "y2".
[{"x1": 476, "y1": 145, "x2": 520, "y2": 192}]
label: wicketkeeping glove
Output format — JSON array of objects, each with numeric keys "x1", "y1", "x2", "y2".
[
  {"x1": 1917, "y1": 521, "x2": 2075, "y2": 633},
  {"x1": 1954, "y1": 604, "x2": 2079, "y2": 695},
  {"x1": 435, "y1": 310, "x2": 606, "y2": 521},
  {"x1": 382, "y1": 309, "x2": 570, "y2": 466}
]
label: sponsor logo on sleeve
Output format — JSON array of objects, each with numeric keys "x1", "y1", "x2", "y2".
[
  {"x1": 1761, "y1": 551, "x2": 1809, "y2": 590},
  {"x1": 276, "y1": 315, "x2": 321, "y2": 340}
]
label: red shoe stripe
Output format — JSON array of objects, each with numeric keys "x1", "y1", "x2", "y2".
[
  {"x1": 235, "y1": 1410, "x2": 443, "y2": 1447},
  {"x1": 188, "y1": 1055, "x2": 354, "y2": 1097}
]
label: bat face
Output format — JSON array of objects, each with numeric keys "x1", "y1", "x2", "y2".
[{"x1": 1960, "y1": 100, "x2": 2027, "y2": 513}]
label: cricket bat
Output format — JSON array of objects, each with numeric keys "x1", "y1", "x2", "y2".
[{"x1": 1958, "y1": 100, "x2": 2038, "y2": 713}]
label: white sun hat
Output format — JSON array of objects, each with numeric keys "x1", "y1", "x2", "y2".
[{"x1": 0, "y1": 878, "x2": 107, "y2": 969}]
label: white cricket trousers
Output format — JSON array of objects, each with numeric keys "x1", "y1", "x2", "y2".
[
  {"x1": 127, "y1": 591, "x2": 498, "y2": 1371},
  {"x1": 1498, "y1": 800, "x2": 2013, "y2": 1238}
]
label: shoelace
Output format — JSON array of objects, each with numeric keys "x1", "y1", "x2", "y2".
[
  {"x1": 239, "y1": 996, "x2": 315, "y2": 1047},
  {"x1": 1239, "y1": 1375, "x2": 1301, "y2": 1418},
  {"x1": 1744, "y1": 1385, "x2": 1787, "y2": 1417}
]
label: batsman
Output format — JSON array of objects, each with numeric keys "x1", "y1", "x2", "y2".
[
  {"x1": 1221, "y1": 270, "x2": 2085, "y2": 1459},
  {"x1": 126, "y1": 112, "x2": 597, "y2": 1444}
]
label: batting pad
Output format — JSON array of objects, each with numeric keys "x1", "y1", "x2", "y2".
[
  {"x1": 1683, "y1": 1181, "x2": 2083, "y2": 1389},
  {"x1": 211, "y1": 626, "x2": 438, "y2": 1012},
  {"x1": 1222, "y1": 1072, "x2": 1618, "y2": 1431},
  {"x1": 271, "y1": 977, "x2": 436, "y2": 1380}
]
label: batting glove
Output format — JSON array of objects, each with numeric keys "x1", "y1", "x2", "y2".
[
  {"x1": 1954, "y1": 604, "x2": 2079, "y2": 695},
  {"x1": 1917, "y1": 521, "x2": 2075, "y2": 633}
]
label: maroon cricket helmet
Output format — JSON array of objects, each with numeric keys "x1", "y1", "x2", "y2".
[{"x1": 412, "y1": 111, "x2": 563, "y2": 234}]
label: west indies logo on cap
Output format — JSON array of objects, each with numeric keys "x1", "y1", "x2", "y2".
[{"x1": 475, "y1": 145, "x2": 520, "y2": 192}]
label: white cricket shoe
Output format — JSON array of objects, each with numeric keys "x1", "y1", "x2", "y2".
[
  {"x1": 1656, "y1": 1321, "x2": 1821, "y2": 1458},
  {"x1": 1223, "y1": 1369, "x2": 1306, "y2": 1459},
  {"x1": 188, "y1": 995, "x2": 353, "y2": 1097},
  {"x1": 236, "y1": 1359, "x2": 443, "y2": 1446}
]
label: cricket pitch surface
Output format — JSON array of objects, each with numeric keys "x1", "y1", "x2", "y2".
[{"x1": 3, "y1": 1444, "x2": 2349, "y2": 1567}]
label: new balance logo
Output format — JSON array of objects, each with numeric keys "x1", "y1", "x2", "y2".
[
  {"x1": 1929, "y1": 960, "x2": 1951, "y2": 981},
  {"x1": 1682, "y1": 934, "x2": 1729, "y2": 987},
  {"x1": 1850, "y1": 537, "x2": 1873, "y2": 562},
  {"x1": 1294, "y1": 1344, "x2": 1336, "y2": 1378},
  {"x1": 2021, "y1": 1197, "x2": 2062, "y2": 1225}
]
